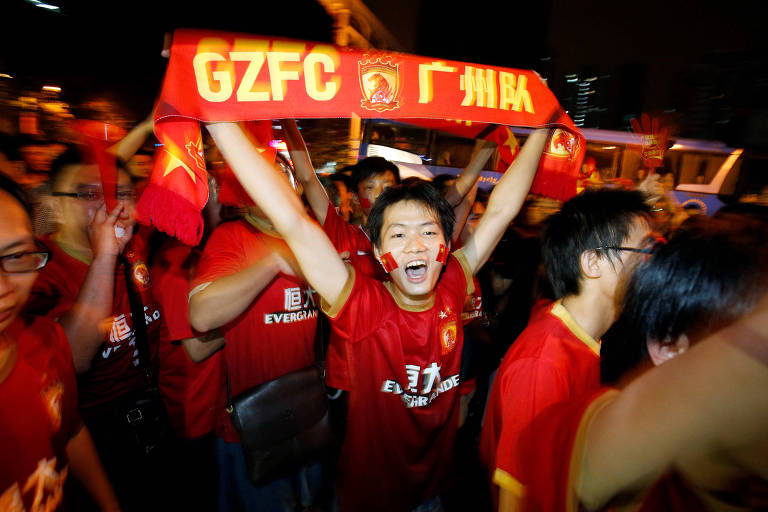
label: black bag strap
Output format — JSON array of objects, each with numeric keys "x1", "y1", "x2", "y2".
[{"x1": 120, "y1": 254, "x2": 155, "y2": 387}]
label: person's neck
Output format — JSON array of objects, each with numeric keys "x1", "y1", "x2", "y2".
[
  {"x1": 54, "y1": 230, "x2": 93, "y2": 263},
  {"x1": 560, "y1": 292, "x2": 614, "y2": 340},
  {"x1": 390, "y1": 284, "x2": 435, "y2": 310}
]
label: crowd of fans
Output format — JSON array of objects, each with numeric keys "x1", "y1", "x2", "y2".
[{"x1": 1, "y1": 107, "x2": 766, "y2": 512}]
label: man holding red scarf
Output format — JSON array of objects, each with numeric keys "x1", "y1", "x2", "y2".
[{"x1": 205, "y1": 119, "x2": 548, "y2": 512}]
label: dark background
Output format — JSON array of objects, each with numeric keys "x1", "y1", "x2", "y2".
[{"x1": 2, "y1": 0, "x2": 767, "y2": 148}]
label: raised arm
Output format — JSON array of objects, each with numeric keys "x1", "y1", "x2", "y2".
[
  {"x1": 443, "y1": 138, "x2": 496, "y2": 207},
  {"x1": 281, "y1": 119, "x2": 332, "y2": 225},
  {"x1": 109, "y1": 114, "x2": 154, "y2": 163},
  {"x1": 460, "y1": 129, "x2": 548, "y2": 274},
  {"x1": 60, "y1": 205, "x2": 132, "y2": 373},
  {"x1": 206, "y1": 122, "x2": 348, "y2": 306},
  {"x1": 451, "y1": 179, "x2": 479, "y2": 244},
  {"x1": 189, "y1": 246, "x2": 298, "y2": 332}
]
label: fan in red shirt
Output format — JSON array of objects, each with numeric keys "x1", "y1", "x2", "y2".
[
  {"x1": 479, "y1": 189, "x2": 653, "y2": 508},
  {"x1": 284, "y1": 120, "x2": 495, "y2": 393},
  {"x1": 22, "y1": 145, "x2": 169, "y2": 511},
  {"x1": 505, "y1": 215, "x2": 768, "y2": 511},
  {"x1": 206, "y1": 120, "x2": 547, "y2": 511},
  {"x1": 189, "y1": 155, "x2": 321, "y2": 511},
  {"x1": 0, "y1": 173, "x2": 119, "y2": 512}
]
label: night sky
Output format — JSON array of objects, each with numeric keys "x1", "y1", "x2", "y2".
[{"x1": 2, "y1": 0, "x2": 767, "y2": 146}]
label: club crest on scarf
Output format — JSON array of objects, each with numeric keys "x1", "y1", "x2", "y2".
[
  {"x1": 545, "y1": 129, "x2": 579, "y2": 162},
  {"x1": 359, "y1": 57, "x2": 401, "y2": 112}
]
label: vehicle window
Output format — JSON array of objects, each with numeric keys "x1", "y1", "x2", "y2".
[
  {"x1": 584, "y1": 143, "x2": 622, "y2": 180},
  {"x1": 674, "y1": 151, "x2": 729, "y2": 185},
  {"x1": 368, "y1": 122, "x2": 429, "y2": 158}
]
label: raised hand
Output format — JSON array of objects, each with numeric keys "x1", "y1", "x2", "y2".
[
  {"x1": 630, "y1": 114, "x2": 669, "y2": 171},
  {"x1": 88, "y1": 204, "x2": 133, "y2": 258}
]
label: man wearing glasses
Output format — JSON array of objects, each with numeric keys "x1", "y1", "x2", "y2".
[
  {"x1": 24, "y1": 146, "x2": 166, "y2": 511},
  {"x1": 478, "y1": 189, "x2": 654, "y2": 509}
]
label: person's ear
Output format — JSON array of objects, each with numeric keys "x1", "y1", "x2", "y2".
[
  {"x1": 47, "y1": 194, "x2": 64, "y2": 226},
  {"x1": 373, "y1": 244, "x2": 381, "y2": 260},
  {"x1": 579, "y1": 249, "x2": 601, "y2": 279},
  {"x1": 647, "y1": 333, "x2": 690, "y2": 366}
]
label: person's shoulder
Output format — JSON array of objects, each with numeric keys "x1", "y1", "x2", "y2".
[
  {"x1": 205, "y1": 219, "x2": 252, "y2": 246},
  {"x1": 14, "y1": 315, "x2": 68, "y2": 354}
]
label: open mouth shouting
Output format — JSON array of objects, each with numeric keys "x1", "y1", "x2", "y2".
[{"x1": 404, "y1": 259, "x2": 428, "y2": 282}]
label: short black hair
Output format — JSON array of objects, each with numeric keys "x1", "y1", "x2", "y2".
[
  {"x1": 602, "y1": 216, "x2": 768, "y2": 382},
  {"x1": 541, "y1": 189, "x2": 651, "y2": 298},
  {"x1": 366, "y1": 177, "x2": 454, "y2": 249},
  {"x1": 431, "y1": 174, "x2": 456, "y2": 194},
  {"x1": 350, "y1": 156, "x2": 400, "y2": 193},
  {"x1": 49, "y1": 144, "x2": 129, "y2": 190},
  {"x1": 0, "y1": 171, "x2": 32, "y2": 216},
  {"x1": 0, "y1": 134, "x2": 23, "y2": 162}
]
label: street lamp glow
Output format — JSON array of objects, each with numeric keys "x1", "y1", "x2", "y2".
[
  {"x1": 42, "y1": 85, "x2": 62, "y2": 92},
  {"x1": 0, "y1": 74, "x2": 12, "y2": 79},
  {"x1": 26, "y1": 0, "x2": 61, "y2": 11}
]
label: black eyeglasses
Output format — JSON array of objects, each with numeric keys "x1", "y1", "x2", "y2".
[
  {"x1": 0, "y1": 249, "x2": 51, "y2": 273},
  {"x1": 52, "y1": 187, "x2": 137, "y2": 202},
  {"x1": 595, "y1": 246, "x2": 654, "y2": 254},
  {"x1": 595, "y1": 237, "x2": 666, "y2": 255}
]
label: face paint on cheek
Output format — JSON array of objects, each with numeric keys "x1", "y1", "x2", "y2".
[
  {"x1": 360, "y1": 197, "x2": 371, "y2": 210},
  {"x1": 435, "y1": 244, "x2": 448, "y2": 264},
  {"x1": 379, "y1": 252, "x2": 398, "y2": 273}
]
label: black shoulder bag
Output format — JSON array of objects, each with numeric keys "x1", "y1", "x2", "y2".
[
  {"x1": 226, "y1": 311, "x2": 333, "y2": 485},
  {"x1": 119, "y1": 254, "x2": 173, "y2": 457}
]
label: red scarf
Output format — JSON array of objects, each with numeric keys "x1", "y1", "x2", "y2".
[{"x1": 138, "y1": 29, "x2": 584, "y2": 245}]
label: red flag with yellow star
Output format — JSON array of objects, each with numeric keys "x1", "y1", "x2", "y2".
[
  {"x1": 486, "y1": 126, "x2": 520, "y2": 173},
  {"x1": 135, "y1": 118, "x2": 208, "y2": 245}
]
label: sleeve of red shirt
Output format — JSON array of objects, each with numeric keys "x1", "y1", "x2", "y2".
[
  {"x1": 45, "y1": 317, "x2": 84, "y2": 441},
  {"x1": 322, "y1": 202, "x2": 371, "y2": 254},
  {"x1": 321, "y1": 264, "x2": 391, "y2": 343},
  {"x1": 193, "y1": 222, "x2": 267, "y2": 288},
  {"x1": 493, "y1": 358, "x2": 570, "y2": 491},
  {"x1": 512, "y1": 389, "x2": 618, "y2": 511}
]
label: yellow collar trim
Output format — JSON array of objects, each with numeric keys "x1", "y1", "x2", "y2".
[
  {"x1": 244, "y1": 214, "x2": 282, "y2": 239},
  {"x1": 383, "y1": 281, "x2": 435, "y2": 312},
  {"x1": 550, "y1": 300, "x2": 601, "y2": 356},
  {"x1": 53, "y1": 236, "x2": 92, "y2": 265}
]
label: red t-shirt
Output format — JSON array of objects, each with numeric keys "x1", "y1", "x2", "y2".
[
  {"x1": 193, "y1": 218, "x2": 318, "y2": 442},
  {"x1": 478, "y1": 300, "x2": 602, "y2": 492},
  {"x1": 512, "y1": 389, "x2": 710, "y2": 511},
  {"x1": 321, "y1": 249, "x2": 473, "y2": 512},
  {"x1": 322, "y1": 203, "x2": 386, "y2": 390},
  {"x1": 25, "y1": 235, "x2": 163, "y2": 409},
  {"x1": 0, "y1": 316, "x2": 82, "y2": 511},
  {"x1": 151, "y1": 239, "x2": 222, "y2": 439}
]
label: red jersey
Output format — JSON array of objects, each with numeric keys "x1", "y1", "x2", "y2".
[
  {"x1": 478, "y1": 300, "x2": 601, "y2": 491},
  {"x1": 0, "y1": 316, "x2": 82, "y2": 511},
  {"x1": 322, "y1": 203, "x2": 385, "y2": 390},
  {"x1": 193, "y1": 218, "x2": 318, "y2": 442},
  {"x1": 25, "y1": 235, "x2": 163, "y2": 409},
  {"x1": 512, "y1": 389, "x2": 710, "y2": 511},
  {"x1": 151, "y1": 239, "x2": 222, "y2": 439},
  {"x1": 321, "y1": 249, "x2": 473, "y2": 512}
]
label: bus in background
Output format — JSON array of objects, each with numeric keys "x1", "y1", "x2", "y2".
[{"x1": 358, "y1": 120, "x2": 768, "y2": 215}]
